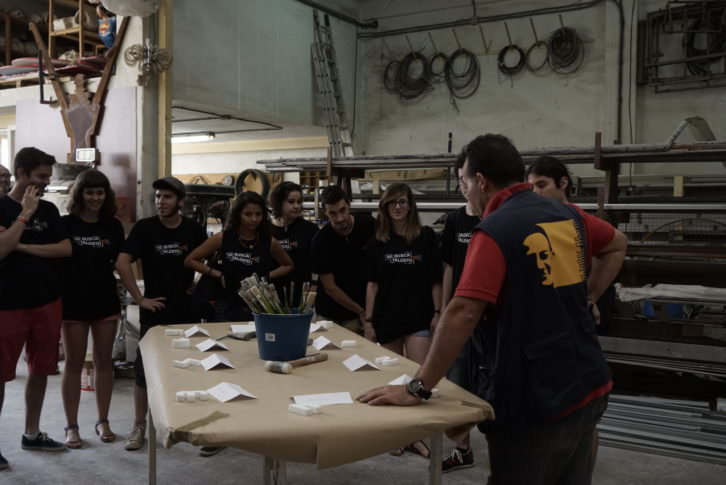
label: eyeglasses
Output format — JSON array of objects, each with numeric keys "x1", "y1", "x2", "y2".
[{"x1": 388, "y1": 198, "x2": 409, "y2": 208}]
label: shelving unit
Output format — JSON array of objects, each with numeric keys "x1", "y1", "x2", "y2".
[
  {"x1": 1, "y1": 13, "x2": 32, "y2": 65},
  {"x1": 48, "y1": 0, "x2": 105, "y2": 58}
]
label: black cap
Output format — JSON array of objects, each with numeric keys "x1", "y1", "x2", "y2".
[{"x1": 152, "y1": 176, "x2": 186, "y2": 199}]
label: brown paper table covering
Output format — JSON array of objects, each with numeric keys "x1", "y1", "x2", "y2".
[{"x1": 140, "y1": 322, "x2": 494, "y2": 469}]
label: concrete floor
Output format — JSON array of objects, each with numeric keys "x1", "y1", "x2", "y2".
[{"x1": 1, "y1": 361, "x2": 724, "y2": 485}]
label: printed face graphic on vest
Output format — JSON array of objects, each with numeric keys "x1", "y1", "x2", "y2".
[{"x1": 523, "y1": 220, "x2": 585, "y2": 287}]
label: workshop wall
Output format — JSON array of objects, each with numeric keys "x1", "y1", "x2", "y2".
[
  {"x1": 354, "y1": 0, "x2": 726, "y2": 178},
  {"x1": 172, "y1": 0, "x2": 359, "y2": 129},
  {"x1": 15, "y1": 86, "x2": 138, "y2": 221}
]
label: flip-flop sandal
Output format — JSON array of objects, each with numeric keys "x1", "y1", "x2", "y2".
[
  {"x1": 404, "y1": 440, "x2": 430, "y2": 459},
  {"x1": 95, "y1": 420, "x2": 116, "y2": 443},
  {"x1": 64, "y1": 424, "x2": 83, "y2": 449}
]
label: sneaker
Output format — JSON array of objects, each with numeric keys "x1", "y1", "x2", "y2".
[
  {"x1": 124, "y1": 424, "x2": 146, "y2": 451},
  {"x1": 442, "y1": 447, "x2": 474, "y2": 473},
  {"x1": 0, "y1": 452, "x2": 8, "y2": 470},
  {"x1": 21, "y1": 432, "x2": 66, "y2": 452},
  {"x1": 199, "y1": 446, "x2": 226, "y2": 457}
]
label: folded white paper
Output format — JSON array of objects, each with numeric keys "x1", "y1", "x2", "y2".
[
  {"x1": 230, "y1": 323, "x2": 255, "y2": 334},
  {"x1": 164, "y1": 329, "x2": 183, "y2": 336},
  {"x1": 342, "y1": 354, "x2": 379, "y2": 372},
  {"x1": 312, "y1": 335, "x2": 340, "y2": 351},
  {"x1": 184, "y1": 325, "x2": 210, "y2": 338},
  {"x1": 341, "y1": 339, "x2": 357, "y2": 348},
  {"x1": 195, "y1": 338, "x2": 229, "y2": 352},
  {"x1": 206, "y1": 382, "x2": 256, "y2": 403},
  {"x1": 201, "y1": 353, "x2": 234, "y2": 371},
  {"x1": 318, "y1": 320, "x2": 335, "y2": 329},
  {"x1": 308, "y1": 323, "x2": 325, "y2": 333},
  {"x1": 388, "y1": 374, "x2": 413, "y2": 385},
  {"x1": 293, "y1": 392, "x2": 353, "y2": 407}
]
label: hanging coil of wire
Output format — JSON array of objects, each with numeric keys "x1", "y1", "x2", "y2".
[
  {"x1": 428, "y1": 52, "x2": 448, "y2": 83},
  {"x1": 525, "y1": 40, "x2": 549, "y2": 72},
  {"x1": 684, "y1": 13, "x2": 726, "y2": 77},
  {"x1": 498, "y1": 44, "x2": 526, "y2": 76},
  {"x1": 444, "y1": 48, "x2": 481, "y2": 99},
  {"x1": 383, "y1": 60, "x2": 400, "y2": 93},
  {"x1": 397, "y1": 51, "x2": 432, "y2": 99},
  {"x1": 548, "y1": 26, "x2": 585, "y2": 74}
]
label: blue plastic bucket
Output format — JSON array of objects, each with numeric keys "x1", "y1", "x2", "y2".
[{"x1": 253, "y1": 312, "x2": 313, "y2": 361}]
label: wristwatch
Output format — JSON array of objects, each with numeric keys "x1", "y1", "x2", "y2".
[{"x1": 406, "y1": 378, "x2": 432, "y2": 400}]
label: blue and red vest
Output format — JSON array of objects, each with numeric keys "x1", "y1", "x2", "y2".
[{"x1": 476, "y1": 189, "x2": 611, "y2": 430}]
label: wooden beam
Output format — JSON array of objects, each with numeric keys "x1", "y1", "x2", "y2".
[{"x1": 158, "y1": 0, "x2": 172, "y2": 178}]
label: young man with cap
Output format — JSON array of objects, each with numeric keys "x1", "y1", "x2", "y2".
[
  {"x1": 115, "y1": 176, "x2": 206, "y2": 452},
  {"x1": 0, "y1": 147, "x2": 72, "y2": 469},
  {"x1": 311, "y1": 185, "x2": 375, "y2": 333},
  {"x1": 359, "y1": 134, "x2": 627, "y2": 485}
]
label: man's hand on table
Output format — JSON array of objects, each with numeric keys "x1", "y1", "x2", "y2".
[{"x1": 357, "y1": 385, "x2": 422, "y2": 406}]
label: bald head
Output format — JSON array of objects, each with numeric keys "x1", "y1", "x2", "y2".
[{"x1": 0, "y1": 165, "x2": 10, "y2": 197}]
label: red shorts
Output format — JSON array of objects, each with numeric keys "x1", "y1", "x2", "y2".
[{"x1": 0, "y1": 299, "x2": 63, "y2": 382}]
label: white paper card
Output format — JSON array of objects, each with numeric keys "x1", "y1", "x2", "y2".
[
  {"x1": 308, "y1": 323, "x2": 325, "y2": 333},
  {"x1": 293, "y1": 392, "x2": 353, "y2": 407},
  {"x1": 184, "y1": 325, "x2": 210, "y2": 338},
  {"x1": 201, "y1": 353, "x2": 234, "y2": 371},
  {"x1": 230, "y1": 323, "x2": 255, "y2": 334},
  {"x1": 312, "y1": 335, "x2": 340, "y2": 351},
  {"x1": 206, "y1": 382, "x2": 256, "y2": 403},
  {"x1": 195, "y1": 338, "x2": 229, "y2": 352},
  {"x1": 342, "y1": 354, "x2": 379, "y2": 372},
  {"x1": 388, "y1": 374, "x2": 413, "y2": 386}
]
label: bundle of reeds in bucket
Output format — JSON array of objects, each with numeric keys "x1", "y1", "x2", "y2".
[{"x1": 238, "y1": 274, "x2": 316, "y2": 314}]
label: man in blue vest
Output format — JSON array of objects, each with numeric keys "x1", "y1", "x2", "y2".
[{"x1": 359, "y1": 134, "x2": 627, "y2": 485}]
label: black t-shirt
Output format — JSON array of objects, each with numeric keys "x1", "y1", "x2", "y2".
[
  {"x1": 61, "y1": 214, "x2": 125, "y2": 320},
  {"x1": 270, "y1": 218, "x2": 318, "y2": 307},
  {"x1": 121, "y1": 216, "x2": 206, "y2": 325},
  {"x1": 220, "y1": 228, "x2": 273, "y2": 305},
  {"x1": 0, "y1": 196, "x2": 68, "y2": 310},
  {"x1": 367, "y1": 226, "x2": 442, "y2": 343},
  {"x1": 311, "y1": 214, "x2": 374, "y2": 321},
  {"x1": 441, "y1": 206, "x2": 480, "y2": 297}
]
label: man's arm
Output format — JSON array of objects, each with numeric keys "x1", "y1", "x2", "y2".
[
  {"x1": 430, "y1": 282, "x2": 443, "y2": 331},
  {"x1": 358, "y1": 295, "x2": 487, "y2": 405},
  {"x1": 441, "y1": 263, "x2": 454, "y2": 311},
  {"x1": 588, "y1": 228, "x2": 627, "y2": 303},
  {"x1": 0, "y1": 186, "x2": 40, "y2": 259},
  {"x1": 363, "y1": 281, "x2": 378, "y2": 341},
  {"x1": 115, "y1": 252, "x2": 165, "y2": 312},
  {"x1": 15, "y1": 239, "x2": 71, "y2": 258},
  {"x1": 319, "y1": 273, "x2": 365, "y2": 319}
]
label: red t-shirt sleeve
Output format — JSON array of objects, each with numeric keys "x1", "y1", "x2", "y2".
[
  {"x1": 581, "y1": 211, "x2": 615, "y2": 262},
  {"x1": 454, "y1": 231, "x2": 506, "y2": 304}
]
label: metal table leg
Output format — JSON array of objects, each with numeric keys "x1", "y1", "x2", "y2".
[
  {"x1": 429, "y1": 431, "x2": 443, "y2": 485},
  {"x1": 148, "y1": 410, "x2": 157, "y2": 485},
  {"x1": 263, "y1": 456, "x2": 288, "y2": 485}
]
